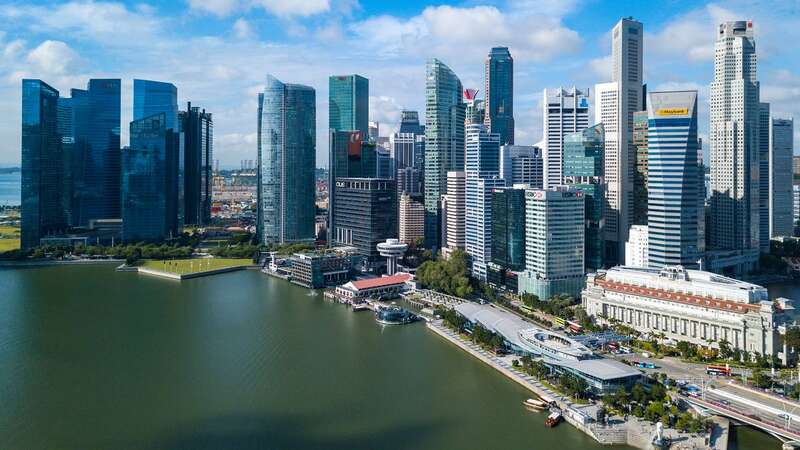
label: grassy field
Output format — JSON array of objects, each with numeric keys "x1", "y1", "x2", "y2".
[
  {"x1": 139, "y1": 258, "x2": 253, "y2": 275},
  {"x1": 0, "y1": 225, "x2": 20, "y2": 252}
]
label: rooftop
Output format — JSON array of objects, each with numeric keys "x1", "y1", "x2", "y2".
[{"x1": 349, "y1": 273, "x2": 412, "y2": 291}]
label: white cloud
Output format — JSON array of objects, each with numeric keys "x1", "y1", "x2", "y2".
[
  {"x1": 369, "y1": 96, "x2": 402, "y2": 134},
  {"x1": 26, "y1": 41, "x2": 79, "y2": 75},
  {"x1": 232, "y1": 18, "x2": 255, "y2": 39},
  {"x1": 188, "y1": 0, "x2": 330, "y2": 18},
  {"x1": 315, "y1": 21, "x2": 343, "y2": 42},
  {"x1": 589, "y1": 55, "x2": 611, "y2": 79},
  {"x1": 187, "y1": 0, "x2": 240, "y2": 17}
]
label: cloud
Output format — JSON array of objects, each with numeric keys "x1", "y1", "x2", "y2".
[
  {"x1": 369, "y1": 96, "x2": 403, "y2": 134},
  {"x1": 232, "y1": 18, "x2": 255, "y2": 39},
  {"x1": 187, "y1": 0, "x2": 240, "y2": 16},
  {"x1": 26, "y1": 40, "x2": 79, "y2": 75},
  {"x1": 187, "y1": 0, "x2": 330, "y2": 18},
  {"x1": 589, "y1": 55, "x2": 611, "y2": 79}
]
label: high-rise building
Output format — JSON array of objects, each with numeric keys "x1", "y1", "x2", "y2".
[
  {"x1": 390, "y1": 131, "x2": 419, "y2": 170},
  {"x1": 519, "y1": 186, "x2": 585, "y2": 299},
  {"x1": 491, "y1": 186, "x2": 526, "y2": 272},
  {"x1": 794, "y1": 185, "x2": 800, "y2": 235},
  {"x1": 424, "y1": 59, "x2": 465, "y2": 249},
  {"x1": 563, "y1": 123, "x2": 605, "y2": 271},
  {"x1": 543, "y1": 87, "x2": 590, "y2": 188},
  {"x1": 399, "y1": 193, "x2": 425, "y2": 245},
  {"x1": 465, "y1": 124, "x2": 503, "y2": 280},
  {"x1": 329, "y1": 74, "x2": 368, "y2": 136},
  {"x1": 464, "y1": 89, "x2": 485, "y2": 126},
  {"x1": 122, "y1": 113, "x2": 181, "y2": 242},
  {"x1": 595, "y1": 18, "x2": 643, "y2": 265},
  {"x1": 133, "y1": 79, "x2": 178, "y2": 131},
  {"x1": 758, "y1": 103, "x2": 771, "y2": 252},
  {"x1": 332, "y1": 178, "x2": 397, "y2": 272},
  {"x1": 180, "y1": 102, "x2": 213, "y2": 225},
  {"x1": 442, "y1": 170, "x2": 466, "y2": 257},
  {"x1": 21, "y1": 79, "x2": 65, "y2": 248},
  {"x1": 633, "y1": 110, "x2": 649, "y2": 225},
  {"x1": 646, "y1": 90, "x2": 701, "y2": 269},
  {"x1": 82, "y1": 79, "x2": 121, "y2": 223},
  {"x1": 484, "y1": 47, "x2": 514, "y2": 145},
  {"x1": 398, "y1": 110, "x2": 423, "y2": 135},
  {"x1": 396, "y1": 167, "x2": 422, "y2": 198},
  {"x1": 770, "y1": 118, "x2": 794, "y2": 238},
  {"x1": 794, "y1": 156, "x2": 800, "y2": 178},
  {"x1": 57, "y1": 88, "x2": 88, "y2": 227},
  {"x1": 625, "y1": 224, "x2": 649, "y2": 267},
  {"x1": 257, "y1": 75, "x2": 316, "y2": 244},
  {"x1": 708, "y1": 20, "x2": 760, "y2": 274},
  {"x1": 499, "y1": 145, "x2": 543, "y2": 188}
]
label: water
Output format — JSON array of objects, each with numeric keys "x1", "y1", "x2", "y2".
[
  {"x1": 0, "y1": 265, "x2": 624, "y2": 450},
  {"x1": 0, "y1": 171, "x2": 20, "y2": 206}
]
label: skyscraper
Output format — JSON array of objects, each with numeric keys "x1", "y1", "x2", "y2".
[
  {"x1": 329, "y1": 74, "x2": 368, "y2": 136},
  {"x1": 464, "y1": 89, "x2": 485, "y2": 126},
  {"x1": 709, "y1": 20, "x2": 760, "y2": 274},
  {"x1": 633, "y1": 110, "x2": 649, "y2": 225},
  {"x1": 646, "y1": 90, "x2": 701, "y2": 268},
  {"x1": 122, "y1": 113, "x2": 181, "y2": 242},
  {"x1": 399, "y1": 193, "x2": 425, "y2": 245},
  {"x1": 758, "y1": 103, "x2": 771, "y2": 253},
  {"x1": 424, "y1": 59, "x2": 465, "y2": 248},
  {"x1": 180, "y1": 102, "x2": 213, "y2": 226},
  {"x1": 543, "y1": 87, "x2": 590, "y2": 188},
  {"x1": 21, "y1": 79, "x2": 65, "y2": 248},
  {"x1": 563, "y1": 123, "x2": 605, "y2": 271},
  {"x1": 595, "y1": 18, "x2": 643, "y2": 265},
  {"x1": 82, "y1": 79, "x2": 121, "y2": 223},
  {"x1": 491, "y1": 187, "x2": 526, "y2": 272},
  {"x1": 257, "y1": 75, "x2": 316, "y2": 244},
  {"x1": 398, "y1": 110, "x2": 423, "y2": 135},
  {"x1": 484, "y1": 47, "x2": 514, "y2": 145},
  {"x1": 133, "y1": 79, "x2": 178, "y2": 130},
  {"x1": 770, "y1": 118, "x2": 794, "y2": 238},
  {"x1": 499, "y1": 145, "x2": 543, "y2": 188},
  {"x1": 442, "y1": 171, "x2": 466, "y2": 257},
  {"x1": 57, "y1": 89, "x2": 88, "y2": 227}
]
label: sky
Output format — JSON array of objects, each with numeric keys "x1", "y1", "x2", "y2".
[{"x1": 0, "y1": 0, "x2": 798, "y2": 168}]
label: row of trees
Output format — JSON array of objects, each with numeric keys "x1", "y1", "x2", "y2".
[
  {"x1": 514, "y1": 355, "x2": 590, "y2": 400},
  {"x1": 416, "y1": 250, "x2": 473, "y2": 298},
  {"x1": 521, "y1": 293, "x2": 578, "y2": 320}
]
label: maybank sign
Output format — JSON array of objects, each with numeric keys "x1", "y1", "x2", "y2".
[{"x1": 656, "y1": 108, "x2": 689, "y2": 116}]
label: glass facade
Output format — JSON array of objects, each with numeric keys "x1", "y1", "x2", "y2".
[
  {"x1": 21, "y1": 79, "x2": 65, "y2": 248},
  {"x1": 563, "y1": 124, "x2": 605, "y2": 270},
  {"x1": 82, "y1": 79, "x2": 121, "y2": 223},
  {"x1": 257, "y1": 75, "x2": 316, "y2": 244},
  {"x1": 491, "y1": 187, "x2": 526, "y2": 271},
  {"x1": 329, "y1": 75, "x2": 368, "y2": 136},
  {"x1": 424, "y1": 59, "x2": 465, "y2": 248},
  {"x1": 180, "y1": 103, "x2": 213, "y2": 225},
  {"x1": 484, "y1": 47, "x2": 514, "y2": 145},
  {"x1": 133, "y1": 80, "x2": 178, "y2": 131},
  {"x1": 122, "y1": 113, "x2": 181, "y2": 242},
  {"x1": 633, "y1": 111, "x2": 649, "y2": 225}
]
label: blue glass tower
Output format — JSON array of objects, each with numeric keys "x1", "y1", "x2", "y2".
[
  {"x1": 484, "y1": 47, "x2": 514, "y2": 145},
  {"x1": 329, "y1": 75, "x2": 368, "y2": 136},
  {"x1": 180, "y1": 103, "x2": 212, "y2": 226},
  {"x1": 21, "y1": 79, "x2": 65, "y2": 248},
  {"x1": 257, "y1": 75, "x2": 316, "y2": 244},
  {"x1": 647, "y1": 91, "x2": 700, "y2": 268},
  {"x1": 81, "y1": 79, "x2": 121, "y2": 223},
  {"x1": 133, "y1": 79, "x2": 178, "y2": 131}
]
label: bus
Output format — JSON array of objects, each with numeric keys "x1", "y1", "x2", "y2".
[
  {"x1": 553, "y1": 317, "x2": 566, "y2": 328},
  {"x1": 566, "y1": 320, "x2": 584, "y2": 334},
  {"x1": 706, "y1": 365, "x2": 732, "y2": 376}
]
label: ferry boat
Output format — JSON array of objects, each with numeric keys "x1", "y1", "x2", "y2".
[
  {"x1": 545, "y1": 411, "x2": 562, "y2": 427},
  {"x1": 375, "y1": 306, "x2": 417, "y2": 325},
  {"x1": 522, "y1": 398, "x2": 548, "y2": 411}
]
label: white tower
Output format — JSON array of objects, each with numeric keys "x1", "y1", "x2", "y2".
[{"x1": 377, "y1": 239, "x2": 408, "y2": 275}]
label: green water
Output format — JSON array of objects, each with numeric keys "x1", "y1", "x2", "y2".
[{"x1": 0, "y1": 265, "x2": 781, "y2": 449}]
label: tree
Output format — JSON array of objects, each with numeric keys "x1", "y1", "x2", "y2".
[
  {"x1": 718, "y1": 339, "x2": 733, "y2": 360},
  {"x1": 783, "y1": 328, "x2": 800, "y2": 350}
]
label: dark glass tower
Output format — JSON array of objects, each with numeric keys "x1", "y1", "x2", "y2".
[
  {"x1": 81, "y1": 79, "x2": 121, "y2": 223},
  {"x1": 122, "y1": 113, "x2": 181, "y2": 242},
  {"x1": 491, "y1": 187, "x2": 526, "y2": 271},
  {"x1": 133, "y1": 79, "x2": 178, "y2": 132},
  {"x1": 484, "y1": 47, "x2": 514, "y2": 145},
  {"x1": 180, "y1": 102, "x2": 213, "y2": 225},
  {"x1": 329, "y1": 75, "x2": 368, "y2": 136},
  {"x1": 21, "y1": 79, "x2": 65, "y2": 248}
]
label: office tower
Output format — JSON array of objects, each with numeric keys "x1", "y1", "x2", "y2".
[
  {"x1": 328, "y1": 129, "x2": 361, "y2": 243},
  {"x1": 133, "y1": 80, "x2": 178, "y2": 130},
  {"x1": 563, "y1": 123, "x2": 605, "y2": 271},
  {"x1": 770, "y1": 118, "x2": 794, "y2": 238},
  {"x1": 465, "y1": 124, "x2": 503, "y2": 280},
  {"x1": 646, "y1": 90, "x2": 701, "y2": 268},
  {"x1": 180, "y1": 102, "x2": 213, "y2": 225},
  {"x1": 633, "y1": 110, "x2": 649, "y2": 225},
  {"x1": 329, "y1": 74, "x2": 368, "y2": 136},
  {"x1": 399, "y1": 192, "x2": 425, "y2": 245},
  {"x1": 398, "y1": 110, "x2": 423, "y2": 135},
  {"x1": 491, "y1": 187, "x2": 526, "y2": 271},
  {"x1": 794, "y1": 185, "x2": 800, "y2": 235},
  {"x1": 484, "y1": 47, "x2": 514, "y2": 145},
  {"x1": 442, "y1": 171, "x2": 466, "y2": 257},
  {"x1": 57, "y1": 89, "x2": 89, "y2": 227},
  {"x1": 122, "y1": 113, "x2": 181, "y2": 242},
  {"x1": 794, "y1": 156, "x2": 800, "y2": 177},
  {"x1": 625, "y1": 224, "x2": 649, "y2": 267},
  {"x1": 464, "y1": 89, "x2": 485, "y2": 125},
  {"x1": 257, "y1": 75, "x2": 316, "y2": 244},
  {"x1": 543, "y1": 87, "x2": 590, "y2": 188},
  {"x1": 396, "y1": 167, "x2": 422, "y2": 197},
  {"x1": 519, "y1": 186, "x2": 585, "y2": 299},
  {"x1": 424, "y1": 59, "x2": 465, "y2": 248},
  {"x1": 21, "y1": 79, "x2": 65, "y2": 248},
  {"x1": 376, "y1": 147, "x2": 393, "y2": 179},
  {"x1": 391, "y1": 131, "x2": 418, "y2": 170},
  {"x1": 708, "y1": 21, "x2": 760, "y2": 273},
  {"x1": 81, "y1": 79, "x2": 121, "y2": 223},
  {"x1": 758, "y1": 103, "x2": 770, "y2": 252},
  {"x1": 499, "y1": 145, "x2": 543, "y2": 188},
  {"x1": 368, "y1": 121, "x2": 379, "y2": 141},
  {"x1": 595, "y1": 18, "x2": 643, "y2": 265},
  {"x1": 332, "y1": 178, "x2": 397, "y2": 272}
]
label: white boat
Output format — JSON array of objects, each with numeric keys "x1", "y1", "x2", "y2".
[{"x1": 523, "y1": 398, "x2": 548, "y2": 409}]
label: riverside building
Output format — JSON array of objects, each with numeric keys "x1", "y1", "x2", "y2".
[
  {"x1": 583, "y1": 266, "x2": 798, "y2": 362},
  {"x1": 399, "y1": 193, "x2": 424, "y2": 245}
]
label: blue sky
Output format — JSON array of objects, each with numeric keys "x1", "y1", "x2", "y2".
[{"x1": 0, "y1": 0, "x2": 798, "y2": 168}]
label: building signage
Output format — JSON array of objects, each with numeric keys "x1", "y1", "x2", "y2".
[{"x1": 656, "y1": 108, "x2": 688, "y2": 117}]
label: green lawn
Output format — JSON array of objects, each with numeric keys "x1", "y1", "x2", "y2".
[
  {"x1": 139, "y1": 258, "x2": 253, "y2": 275},
  {"x1": 0, "y1": 238, "x2": 20, "y2": 252},
  {"x1": 0, "y1": 225, "x2": 20, "y2": 252}
]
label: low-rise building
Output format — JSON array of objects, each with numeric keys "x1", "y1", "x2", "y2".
[
  {"x1": 583, "y1": 266, "x2": 798, "y2": 363},
  {"x1": 289, "y1": 252, "x2": 351, "y2": 288},
  {"x1": 334, "y1": 273, "x2": 413, "y2": 301}
]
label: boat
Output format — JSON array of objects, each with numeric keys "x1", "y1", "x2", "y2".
[
  {"x1": 352, "y1": 302, "x2": 370, "y2": 312},
  {"x1": 522, "y1": 398, "x2": 548, "y2": 411},
  {"x1": 375, "y1": 306, "x2": 418, "y2": 325},
  {"x1": 545, "y1": 411, "x2": 562, "y2": 427}
]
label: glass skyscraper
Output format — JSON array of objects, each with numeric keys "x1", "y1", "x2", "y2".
[
  {"x1": 122, "y1": 113, "x2": 181, "y2": 242},
  {"x1": 329, "y1": 75, "x2": 368, "y2": 136},
  {"x1": 563, "y1": 123, "x2": 605, "y2": 270},
  {"x1": 491, "y1": 187, "x2": 526, "y2": 272},
  {"x1": 82, "y1": 79, "x2": 121, "y2": 223},
  {"x1": 133, "y1": 79, "x2": 178, "y2": 131},
  {"x1": 424, "y1": 58, "x2": 465, "y2": 248},
  {"x1": 484, "y1": 47, "x2": 514, "y2": 145},
  {"x1": 646, "y1": 90, "x2": 700, "y2": 268},
  {"x1": 257, "y1": 75, "x2": 316, "y2": 244},
  {"x1": 180, "y1": 102, "x2": 213, "y2": 226},
  {"x1": 21, "y1": 79, "x2": 65, "y2": 249}
]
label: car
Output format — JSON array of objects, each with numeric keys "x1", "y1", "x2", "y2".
[
  {"x1": 778, "y1": 413, "x2": 790, "y2": 420},
  {"x1": 720, "y1": 400, "x2": 730, "y2": 406}
]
